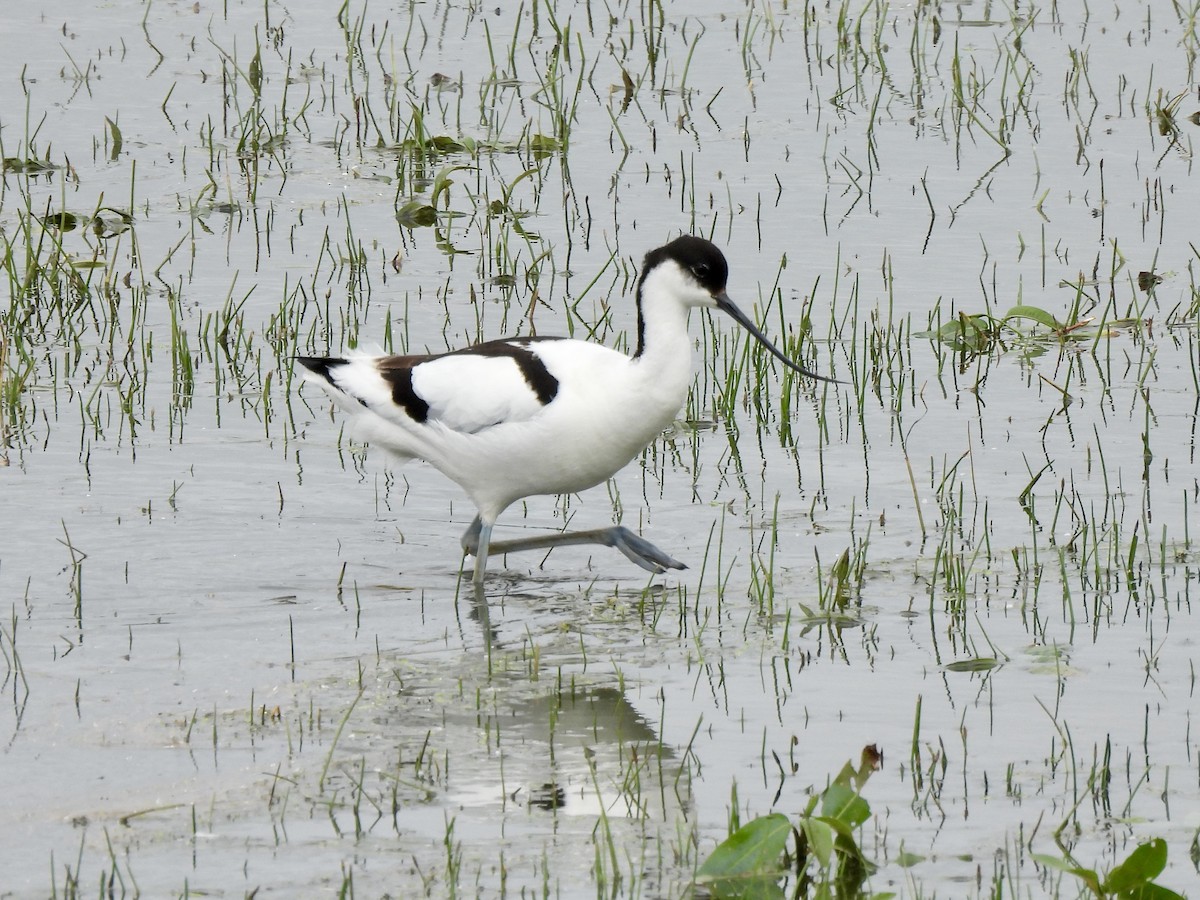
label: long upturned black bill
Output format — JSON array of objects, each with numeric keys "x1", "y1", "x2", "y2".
[{"x1": 715, "y1": 292, "x2": 841, "y2": 385}]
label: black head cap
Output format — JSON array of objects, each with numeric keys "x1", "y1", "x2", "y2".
[{"x1": 640, "y1": 235, "x2": 730, "y2": 295}]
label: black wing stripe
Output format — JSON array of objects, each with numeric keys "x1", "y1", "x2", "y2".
[
  {"x1": 450, "y1": 339, "x2": 560, "y2": 406},
  {"x1": 383, "y1": 368, "x2": 431, "y2": 422}
]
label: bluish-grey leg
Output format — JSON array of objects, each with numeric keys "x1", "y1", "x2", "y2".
[
  {"x1": 485, "y1": 525, "x2": 686, "y2": 574},
  {"x1": 460, "y1": 515, "x2": 495, "y2": 585}
]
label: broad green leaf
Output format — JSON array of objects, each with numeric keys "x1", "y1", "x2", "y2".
[
  {"x1": 800, "y1": 817, "x2": 835, "y2": 867},
  {"x1": 820, "y1": 783, "x2": 870, "y2": 827},
  {"x1": 396, "y1": 200, "x2": 437, "y2": 228},
  {"x1": 1003, "y1": 305, "x2": 1064, "y2": 331},
  {"x1": 92, "y1": 208, "x2": 133, "y2": 238},
  {"x1": 248, "y1": 49, "x2": 263, "y2": 94},
  {"x1": 1031, "y1": 853, "x2": 1079, "y2": 874},
  {"x1": 814, "y1": 815, "x2": 858, "y2": 840},
  {"x1": 3, "y1": 157, "x2": 58, "y2": 173},
  {"x1": 697, "y1": 813, "x2": 791, "y2": 880},
  {"x1": 917, "y1": 314, "x2": 996, "y2": 351},
  {"x1": 1032, "y1": 854, "x2": 1102, "y2": 892},
  {"x1": 1121, "y1": 884, "x2": 1186, "y2": 900},
  {"x1": 945, "y1": 657, "x2": 1001, "y2": 673},
  {"x1": 39, "y1": 211, "x2": 78, "y2": 231},
  {"x1": 940, "y1": 319, "x2": 977, "y2": 339},
  {"x1": 430, "y1": 164, "x2": 469, "y2": 207},
  {"x1": 1103, "y1": 839, "x2": 1167, "y2": 892},
  {"x1": 430, "y1": 135, "x2": 466, "y2": 153},
  {"x1": 105, "y1": 116, "x2": 123, "y2": 160},
  {"x1": 529, "y1": 133, "x2": 560, "y2": 157},
  {"x1": 830, "y1": 761, "x2": 857, "y2": 790}
]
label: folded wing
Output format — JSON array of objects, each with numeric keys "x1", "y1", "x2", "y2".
[{"x1": 298, "y1": 338, "x2": 562, "y2": 435}]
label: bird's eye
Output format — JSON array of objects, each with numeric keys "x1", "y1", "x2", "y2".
[{"x1": 692, "y1": 264, "x2": 710, "y2": 279}]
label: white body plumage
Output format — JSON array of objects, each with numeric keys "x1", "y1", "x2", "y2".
[{"x1": 299, "y1": 236, "x2": 834, "y2": 584}]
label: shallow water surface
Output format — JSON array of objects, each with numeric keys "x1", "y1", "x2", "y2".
[{"x1": 1, "y1": 0, "x2": 1198, "y2": 896}]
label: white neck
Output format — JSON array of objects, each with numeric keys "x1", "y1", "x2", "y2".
[{"x1": 630, "y1": 262, "x2": 701, "y2": 416}]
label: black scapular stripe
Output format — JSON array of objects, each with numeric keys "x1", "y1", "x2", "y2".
[
  {"x1": 452, "y1": 338, "x2": 560, "y2": 405},
  {"x1": 385, "y1": 366, "x2": 431, "y2": 422}
]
